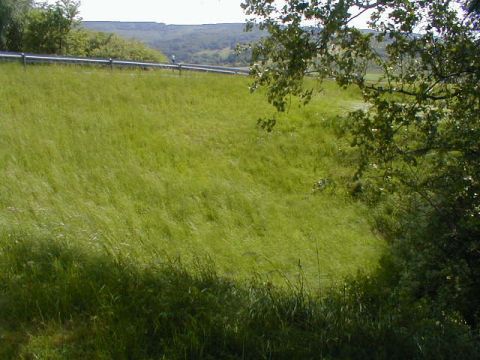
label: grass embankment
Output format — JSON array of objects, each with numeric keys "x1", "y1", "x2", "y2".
[
  {"x1": 0, "y1": 64, "x2": 383, "y2": 285},
  {"x1": 0, "y1": 64, "x2": 402, "y2": 358}
]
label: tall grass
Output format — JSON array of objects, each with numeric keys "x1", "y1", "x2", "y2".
[
  {"x1": 1, "y1": 234, "x2": 477, "y2": 359},
  {"x1": 0, "y1": 64, "x2": 383, "y2": 286},
  {"x1": 0, "y1": 64, "x2": 478, "y2": 358}
]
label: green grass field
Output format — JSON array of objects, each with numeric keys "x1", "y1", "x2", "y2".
[
  {"x1": 0, "y1": 64, "x2": 384, "y2": 286},
  {"x1": 2, "y1": 64, "x2": 477, "y2": 360}
]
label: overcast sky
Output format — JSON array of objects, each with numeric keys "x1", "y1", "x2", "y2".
[
  {"x1": 67, "y1": 0, "x2": 247, "y2": 24},
  {"x1": 44, "y1": 0, "x2": 372, "y2": 27}
]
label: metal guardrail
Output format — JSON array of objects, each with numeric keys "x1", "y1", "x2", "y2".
[{"x1": 0, "y1": 51, "x2": 250, "y2": 76}]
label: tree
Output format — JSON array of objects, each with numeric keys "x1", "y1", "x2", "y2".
[
  {"x1": 83, "y1": 31, "x2": 167, "y2": 62},
  {"x1": 242, "y1": 0, "x2": 480, "y2": 324},
  {"x1": 23, "y1": 0, "x2": 81, "y2": 54},
  {"x1": 0, "y1": 0, "x2": 32, "y2": 51}
]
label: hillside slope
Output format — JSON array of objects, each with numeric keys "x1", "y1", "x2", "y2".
[{"x1": 0, "y1": 64, "x2": 383, "y2": 286}]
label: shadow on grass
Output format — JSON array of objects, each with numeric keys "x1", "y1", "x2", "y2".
[{"x1": 0, "y1": 232, "x2": 478, "y2": 359}]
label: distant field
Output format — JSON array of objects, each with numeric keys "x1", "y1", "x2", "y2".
[{"x1": 0, "y1": 64, "x2": 384, "y2": 287}]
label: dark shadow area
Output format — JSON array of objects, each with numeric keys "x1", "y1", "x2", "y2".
[{"x1": 1, "y1": 232, "x2": 478, "y2": 359}]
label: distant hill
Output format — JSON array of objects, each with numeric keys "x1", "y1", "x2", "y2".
[
  {"x1": 83, "y1": 22, "x2": 266, "y2": 66},
  {"x1": 82, "y1": 22, "x2": 389, "y2": 68}
]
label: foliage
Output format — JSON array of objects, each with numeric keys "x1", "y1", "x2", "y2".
[
  {"x1": 23, "y1": 0, "x2": 81, "y2": 54},
  {"x1": 242, "y1": 0, "x2": 480, "y2": 325},
  {"x1": 0, "y1": 0, "x2": 32, "y2": 51},
  {"x1": 0, "y1": 1, "x2": 166, "y2": 62},
  {"x1": 83, "y1": 30, "x2": 167, "y2": 62}
]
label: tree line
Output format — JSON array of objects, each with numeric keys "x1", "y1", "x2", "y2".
[{"x1": 0, "y1": 0, "x2": 166, "y2": 62}]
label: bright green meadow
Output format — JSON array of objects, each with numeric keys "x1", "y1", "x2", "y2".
[
  {"x1": 0, "y1": 63, "x2": 384, "y2": 286},
  {"x1": 6, "y1": 64, "x2": 475, "y2": 360}
]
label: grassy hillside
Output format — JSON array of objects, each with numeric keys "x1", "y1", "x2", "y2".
[
  {"x1": 0, "y1": 64, "x2": 383, "y2": 286},
  {"x1": 1, "y1": 65, "x2": 477, "y2": 360}
]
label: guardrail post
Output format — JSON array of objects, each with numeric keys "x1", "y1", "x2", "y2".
[
  {"x1": 21, "y1": 53, "x2": 26, "y2": 70},
  {"x1": 178, "y1": 64, "x2": 182, "y2": 76},
  {"x1": 109, "y1": 58, "x2": 113, "y2": 71}
]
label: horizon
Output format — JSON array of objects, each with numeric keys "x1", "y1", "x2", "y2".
[{"x1": 82, "y1": 20, "x2": 249, "y2": 26}]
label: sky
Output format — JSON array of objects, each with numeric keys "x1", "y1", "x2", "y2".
[
  {"x1": 67, "y1": 0, "x2": 248, "y2": 24},
  {"x1": 45, "y1": 0, "x2": 372, "y2": 27}
]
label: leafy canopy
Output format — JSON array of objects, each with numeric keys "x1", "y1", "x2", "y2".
[
  {"x1": 242, "y1": 0, "x2": 480, "y2": 324},
  {"x1": 0, "y1": 0, "x2": 33, "y2": 50},
  {"x1": 0, "y1": 0, "x2": 166, "y2": 62},
  {"x1": 23, "y1": 0, "x2": 81, "y2": 54}
]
